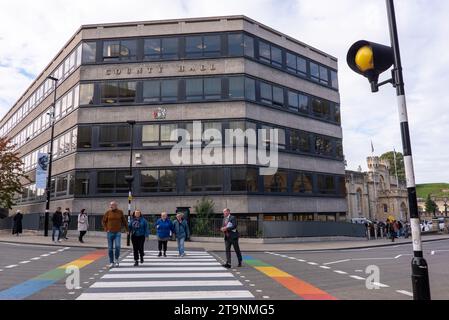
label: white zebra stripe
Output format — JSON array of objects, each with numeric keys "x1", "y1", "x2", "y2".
[
  {"x1": 90, "y1": 280, "x2": 243, "y2": 288},
  {"x1": 102, "y1": 272, "x2": 234, "y2": 279},
  {"x1": 77, "y1": 290, "x2": 254, "y2": 300},
  {"x1": 119, "y1": 262, "x2": 221, "y2": 266}
]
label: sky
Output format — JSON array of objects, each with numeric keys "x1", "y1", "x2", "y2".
[{"x1": 0, "y1": 0, "x2": 448, "y2": 183}]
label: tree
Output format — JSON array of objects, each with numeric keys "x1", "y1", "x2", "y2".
[
  {"x1": 192, "y1": 197, "x2": 215, "y2": 236},
  {"x1": 380, "y1": 151, "x2": 405, "y2": 182},
  {"x1": 424, "y1": 194, "x2": 437, "y2": 215},
  {"x1": 0, "y1": 137, "x2": 28, "y2": 211}
]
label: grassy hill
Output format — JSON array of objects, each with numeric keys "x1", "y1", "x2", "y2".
[{"x1": 416, "y1": 183, "x2": 449, "y2": 199}]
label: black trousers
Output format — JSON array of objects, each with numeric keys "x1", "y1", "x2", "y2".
[
  {"x1": 225, "y1": 237, "x2": 242, "y2": 265},
  {"x1": 131, "y1": 235, "x2": 146, "y2": 261},
  {"x1": 79, "y1": 231, "x2": 87, "y2": 241},
  {"x1": 158, "y1": 240, "x2": 168, "y2": 253}
]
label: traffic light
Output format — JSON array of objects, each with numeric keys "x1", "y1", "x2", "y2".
[{"x1": 347, "y1": 40, "x2": 394, "y2": 92}]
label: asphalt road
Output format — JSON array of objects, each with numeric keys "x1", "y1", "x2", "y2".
[{"x1": 0, "y1": 239, "x2": 448, "y2": 300}]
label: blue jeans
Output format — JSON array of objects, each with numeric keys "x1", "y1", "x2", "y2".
[
  {"x1": 52, "y1": 226, "x2": 61, "y2": 241},
  {"x1": 107, "y1": 232, "x2": 121, "y2": 263},
  {"x1": 177, "y1": 237, "x2": 185, "y2": 255}
]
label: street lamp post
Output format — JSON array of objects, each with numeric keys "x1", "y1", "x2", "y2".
[
  {"x1": 125, "y1": 120, "x2": 136, "y2": 247},
  {"x1": 44, "y1": 76, "x2": 58, "y2": 237},
  {"x1": 386, "y1": 0, "x2": 431, "y2": 300}
]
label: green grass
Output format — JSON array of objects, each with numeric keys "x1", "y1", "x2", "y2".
[{"x1": 416, "y1": 183, "x2": 449, "y2": 199}]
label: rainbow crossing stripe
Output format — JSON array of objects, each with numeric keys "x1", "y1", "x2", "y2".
[
  {"x1": 0, "y1": 250, "x2": 106, "y2": 300},
  {"x1": 243, "y1": 255, "x2": 336, "y2": 300}
]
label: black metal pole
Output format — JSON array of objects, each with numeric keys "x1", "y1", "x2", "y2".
[
  {"x1": 386, "y1": 0, "x2": 431, "y2": 300},
  {"x1": 44, "y1": 76, "x2": 58, "y2": 237},
  {"x1": 126, "y1": 120, "x2": 136, "y2": 247}
]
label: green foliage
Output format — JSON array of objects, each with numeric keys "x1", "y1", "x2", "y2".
[
  {"x1": 192, "y1": 197, "x2": 215, "y2": 236},
  {"x1": 380, "y1": 151, "x2": 405, "y2": 182},
  {"x1": 425, "y1": 194, "x2": 438, "y2": 214},
  {"x1": 416, "y1": 183, "x2": 449, "y2": 199},
  {"x1": 0, "y1": 137, "x2": 29, "y2": 209}
]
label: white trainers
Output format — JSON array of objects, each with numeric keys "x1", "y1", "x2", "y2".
[
  {"x1": 108, "y1": 263, "x2": 114, "y2": 269},
  {"x1": 114, "y1": 261, "x2": 120, "y2": 268}
]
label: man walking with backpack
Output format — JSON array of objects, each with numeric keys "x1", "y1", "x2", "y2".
[
  {"x1": 173, "y1": 212, "x2": 190, "y2": 257},
  {"x1": 220, "y1": 208, "x2": 242, "y2": 268}
]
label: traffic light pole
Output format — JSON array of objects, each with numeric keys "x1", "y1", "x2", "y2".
[{"x1": 386, "y1": 0, "x2": 431, "y2": 300}]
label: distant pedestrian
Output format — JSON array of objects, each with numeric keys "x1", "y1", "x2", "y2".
[
  {"x1": 102, "y1": 201, "x2": 128, "y2": 268},
  {"x1": 12, "y1": 210, "x2": 23, "y2": 236},
  {"x1": 77, "y1": 209, "x2": 89, "y2": 243},
  {"x1": 156, "y1": 212, "x2": 172, "y2": 257},
  {"x1": 404, "y1": 222, "x2": 410, "y2": 239},
  {"x1": 61, "y1": 208, "x2": 71, "y2": 240},
  {"x1": 397, "y1": 220, "x2": 403, "y2": 237},
  {"x1": 220, "y1": 208, "x2": 242, "y2": 268},
  {"x1": 128, "y1": 210, "x2": 150, "y2": 266},
  {"x1": 173, "y1": 212, "x2": 190, "y2": 257},
  {"x1": 52, "y1": 207, "x2": 63, "y2": 243},
  {"x1": 391, "y1": 220, "x2": 399, "y2": 242}
]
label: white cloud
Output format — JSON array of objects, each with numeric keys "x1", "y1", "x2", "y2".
[{"x1": 0, "y1": 0, "x2": 447, "y2": 183}]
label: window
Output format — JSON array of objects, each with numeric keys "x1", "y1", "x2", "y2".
[
  {"x1": 141, "y1": 170, "x2": 177, "y2": 193},
  {"x1": 288, "y1": 91, "x2": 309, "y2": 113},
  {"x1": 317, "y1": 175, "x2": 335, "y2": 194},
  {"x1": 103, "y1": 39, "x2": 137, "y2": 61},
  {"x1": 336, "y1": 141, "x2": 343, "y2": 159},
  {"x1": 75, "y1": 172, "x2": 90, "y2": 196},
  {"x1": 79, "y1": 83, "x2": 94, "y2": 105},
  {"x1": 186, "y1": 168, "x2": 223, "y2": 192},
  {"x1": 245, "y1": 78, "x2": 256, "y2": 101},
  {"x1": 144, "y1": 37, "x2": 179, "y2": 60},
  {"x1": 228, "y1": 77, "x2": 244, "y2": 99},
  {"x1": 227, "y1": 33, "x2": 254, "y2": 57},
  {"x1": 186, "y1": 78, "x2": 221, "y2": 101},
  {"x1": 160, "y1": 124, "x2": 179, "y2": 145},
  {"x1": 334, "y1": 105, "x2": 341, "y2": 124},
  {"x1": 338, "y1": 177, "x2": 346, "y2": 196},
  {"x1": 258, "y1": 41, "x2": 282, "y2": 67},
  {"x1": 97, "y1": 170, "x2": 129, "y2": 193},
  {"x1": 186, "y1": 35, "x2": 221, "y2": 58},
  {"x1": 290, "y1": 130, "x2": 310, "y2": 152},
  {"x1": 260, "y1": 82, "x2": 272, "y2": 104},
  {"x1": 315, "y1": 136, "x2": 333, "y2": 156},
  {"x1": 100, "y1": 81, "x2": 136, "y2": 104},
  {"x1": 292, "y1": 173, "x2": 313, "y2": 194},
  {"x1": 56, "y1": 175, "x2": 68, "y2": 197},
  {"x1": 293, "y1": 214, "x2": 314, "y2": 222},
  {"x1": 312, "y1": 98, "x2": 331, "y2": 119},
  {"x1": 142, "y1": 124, "x2": 159, "y2": 147},
  {"x1": 99, "y1": 125, "x2": 131, "y2": 147},
  {"x1": 286, "y1": 53, "x2": 307, "y2": 76},
  {"x1": 264, "y1": 171, "x2": 288, "y2": 193},
  {"x1": 261, "y1": 125, "x2": 285, "y2": 149},
  {"x1": 77, "y1": 126, "x2": 92, "y2": 148},
  {"x1": 310, "y1": 62, "x2": 330, "y2": 85},
  {"x1": 330, "y1": 70, "x2": 338, "y2": 89},
  {"x1": 231, "y1": 168, "x2": 258, "y2": 192},
  {"x1": 143, "y1": 79, "x2": 179, "y2": 103}
]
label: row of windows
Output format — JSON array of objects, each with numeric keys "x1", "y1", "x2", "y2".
[
  {"x1": 77, "y1": 120, "x2": 344, "y2": 159},
  {"x1": 79, "y1": 75, "x2": 341, "y2": 124},
  {"x1": 21, "y1": 128, "x2": 77, "y2": 172},
  {"x1": 18, "y1": 172, "x2": 75, "y2": 203},
  {"x1": 11, "y1": 85, "x2": 80, "y2": 150},
  {"x1": 0, "y1": 45, "x2": 82, "y2": 138},
  {"x1": 17, "y1": 167, "x2": 346, "y2": 204},
  {"x1": 81, "y1": 31, "x2": 338, "y2": 90}
]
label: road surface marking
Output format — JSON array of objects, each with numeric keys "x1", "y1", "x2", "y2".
[
  {"x1": 296, "y1": 259, "x2": 306, "y2": 262},
  {"x1": 334, "y1": 270, "x2": 347, "y2": 275},
  {"x1": 119, "y1": 262, "x2": 221, "y2": 266},
  {"x1": 350, "y1": 275, "x2": 365, "y2": 280},
  {"x1": 307, "y1": 262, "x2": 318, "y2": 265},
  {"x1": 319, "y1": 266, "x2": 331, "y2": 269},
  {"x1": 263, "y1": 296, "x2": 270, "y2": 299},
  {"x1": 244, "y1": 255, "x2": 336, "y2": 300},
  {"x1": 5, "y1": 265, "x2": 18, "y2": 269},
  {"x1": 102, "y1": 272, "x2": 234, "y2": 279},
  {"x1": 19, "y1": 261, "x2": 31, "y2": 264},
  {"x1": 77, "y1": 290, "x2": 254, "y2": 300},
  {"x1": 372, "y1": 282, "x2": 389, "y2": 288},
  {"x1": 124, "y1": 257, "x2": 215, "y2": 261},
  {"x1": 91, "y1": 280, "x2": 243, "y2": 288},
  {"x1": 31, "y1": 257, "x2": 41, "y2": 260},
  {"x1": 256, "y1": 290, "x2": 262, "y2": 293},
  {"x1": 110, "y1": 267, "x2": 226, "y2": 272},
  {"x1": 396, "y1": 290, "x2": 413, "y2": 297},
  {"x1": 288, "y1": 257, "x2": 296, "y2": 260},
  {"x1": 0, "y1": 249, "x2": 107, "y2": 300},
  {"x1": 323, "y1": 259, "x2": 350, "y2": 265},
  {"x1": 40, "y1": 254, "x2": 50, "y2": 257}
]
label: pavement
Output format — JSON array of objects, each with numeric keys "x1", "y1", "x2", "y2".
[{"x1": 1, "y1": 230, "x2": 449, "y2": 252}]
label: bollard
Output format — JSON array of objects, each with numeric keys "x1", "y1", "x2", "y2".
[{"x1": 374, "y1": 226, "x2": 378, "y2": 240}]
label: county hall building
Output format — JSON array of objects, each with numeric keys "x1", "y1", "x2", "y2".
[{"x1": 0, "y1": 16, "x2": 346, "y2": 227}]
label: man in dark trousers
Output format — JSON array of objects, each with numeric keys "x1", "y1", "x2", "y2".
[
  {"x1": 52, "y1": 207, "x2": 63, "y2": 243},
  {"x1": 220, "y1": 208, "x2": 242, "y2": 268}
]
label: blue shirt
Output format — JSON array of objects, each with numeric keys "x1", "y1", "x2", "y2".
[
  {"x1": 128, "y1": 217, "x2": 150, "y2": 237},
  {"x1": 156, "y1": 218, "x2": 173, "y2": 239}
]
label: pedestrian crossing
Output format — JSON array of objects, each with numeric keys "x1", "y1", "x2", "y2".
[{"x1": 76, "y1": 250, "x2": 254, "y2": 300}]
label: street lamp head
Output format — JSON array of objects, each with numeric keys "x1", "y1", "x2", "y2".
[
  {"x1": 46, "y1": 75, "x2": 58, "y2": 82},
  {"x1": 127, "y1": 120, "x2": 137, "y2": 126}
]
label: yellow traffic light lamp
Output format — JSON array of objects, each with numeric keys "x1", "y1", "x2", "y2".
[{"x1": 347, "y1": 40, "x2": 394, "y2": 92}]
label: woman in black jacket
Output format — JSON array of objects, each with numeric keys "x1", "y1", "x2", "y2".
[{"x1": 12, "y1": 210, "x2": 23, "y2": 236}]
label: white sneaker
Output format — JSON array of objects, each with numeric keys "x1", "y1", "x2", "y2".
[
  {"x1": 114, "y1": 261, "x2": 120, "y2": 267},
  {"x1": 108, "y1": 263, "x2": 114, "y2": 268},
  {"x1": 58, "y1": 239, "x2": 62, "y2": 242}
]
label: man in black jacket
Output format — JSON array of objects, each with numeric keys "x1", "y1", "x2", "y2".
[
  {"x1": 220, "y1": 208, "x2": 242, "y2": 268},
  {"x1": 52, "y1": 207, "x2": 63, "y2": 243}
]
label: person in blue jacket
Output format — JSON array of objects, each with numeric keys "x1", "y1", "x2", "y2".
[
  {"x1": 128, "y1": 209, "x2": 150, "y2": 266},
  {"x1": 156, "y1": 212, "x2": 173, "y2": 257},
  {"x1": 173, "y1": 212, "x2": 190, "y2": 257}
]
